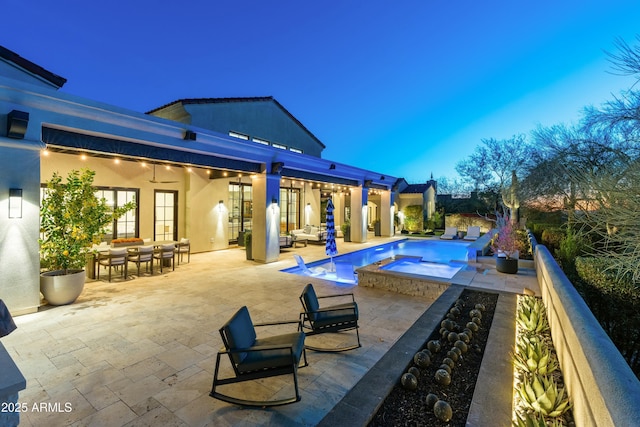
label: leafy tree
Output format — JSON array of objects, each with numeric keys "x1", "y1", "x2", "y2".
[{"x1": 455, "y1": 134, "x2": 532, "y2": 193}]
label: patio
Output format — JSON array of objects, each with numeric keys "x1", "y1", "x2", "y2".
[{"x1": 3, "y1": 237, "x2": 538, "y2": 426}]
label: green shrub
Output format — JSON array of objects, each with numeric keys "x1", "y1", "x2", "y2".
[
  {"x1": 555, "y1": 229, "x2": 587, "y2": 271},
  {"x1": 541, "y1": 228, "x2": 563, "y2": 253},
  {"x1": 403, "y1": 205, "x2": 423, "y2": 232},
  {"x1": 575, "y1": 257, "x2": 640, "y2": 377}
]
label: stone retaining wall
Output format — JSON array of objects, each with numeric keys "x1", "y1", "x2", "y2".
[{"x1": 535, "y1": 245, "x2": 640, "y2": 427}]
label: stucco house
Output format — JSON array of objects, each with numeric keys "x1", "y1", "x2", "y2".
[{"x1": 0, "y1": 45, "x2": 401, "y2": 315}]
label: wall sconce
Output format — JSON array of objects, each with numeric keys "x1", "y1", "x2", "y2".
[
  {"x1": 271, "y1": 197, "x2": 278, "y2": 205},
  {"x1": 7, "y1": 110, "x2": 29, "y2": 139},
  {"x1": 329, "y1": 163, "x2": 336, "y2": 170},
  {"x1": 184, "y1": 130, "x2": 197, "y2": 141},
  {"x1": 364, "y1": 180, "x2": 372, "y2": 188},
  {"x1": 219, "y1": 200, "x2": 224, "y2": 205},
  {"x1": 9, "y1": 188, "x2": 22, "y2": 218}
]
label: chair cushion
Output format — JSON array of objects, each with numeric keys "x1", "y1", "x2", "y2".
[
  {"x1": 222, "y1": 306, "x2": 257, "y2": 364},
  {"x1": 237, "y1": 331, "x2": 305, "y2": 373},
  {"x1": 302, "y1": 284, "x2": 320, "y2": 319},
  {"x1": 313, "y1": 302, "x2": 358, "y2": 329}
]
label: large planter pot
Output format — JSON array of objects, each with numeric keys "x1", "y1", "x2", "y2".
[
  {"x1": 40, "y1": 269, "x2": 86, "y2": 306},
  {"x1": 496, "y1": 257, "x2": 518, "y2": 274}
]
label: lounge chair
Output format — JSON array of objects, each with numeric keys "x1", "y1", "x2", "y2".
[
  {"x1": 335, "y1": 261, "x2": 357, "y2": 284},
  {"x1": 299, "y1": 283, "x2": 361, "y2": 352},
  {"x1": 464, "y1": 226, "x2": 481, "y2": 241},
  {"x1": 210, "y1": 306, "x2": 308, "y2": 407},
  {"x1": 440, "y1": 226, "x2": 458, "y2": 240},
  {"x1": 294, "y1": 254, "x2": 325, "y2": 276}
]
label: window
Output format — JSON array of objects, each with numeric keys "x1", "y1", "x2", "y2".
[
  {"x1": 229, "y1": 131, "x2": 249, "y2": 140},
  {"x1": 252, "y1": 137, "x2": 270, "y2": 146},
  {"x1": 289, "y1": 147, "x2": 303, "y2": 153},
  {"x1": 94, "y1": 188, "x2": 139, "y2": 241},
  {"x1": 272, "y1": 143, "x2": 287, "y2": 150}
]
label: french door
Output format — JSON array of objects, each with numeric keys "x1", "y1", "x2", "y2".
[{"x1": 154, "y1": 190, "x2": 178, "y2": 241}]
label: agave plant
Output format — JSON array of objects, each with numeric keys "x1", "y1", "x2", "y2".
[
  {"x1": 512, "y1": 412, "x2": 564, "y2": 427},
  {"x1": 517, "y1": 296, "x2": 549, "y2": 334},
  {"x1": 516, "y1": 374, "x2": 571, "y2": 418},
  {"x1": 513, "y1": 335, "x2": 558, "y2": 376}
]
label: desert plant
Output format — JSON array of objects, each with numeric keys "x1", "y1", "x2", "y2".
[
  {"x1": 517, "y1": 296, "x2": 549, "y2": 334},
  {"x1": 40, "y1": 168, "x2": 136, "y2": 273},
  {"x1": 516, "y1": 374, "x2": 571, "y2": 418},
  {"x1": 513, "y1": 335, "x2": 558, "y2": 376},
  {"x1": 513, "y1": 412, "x2": 564, "y2": 427}
]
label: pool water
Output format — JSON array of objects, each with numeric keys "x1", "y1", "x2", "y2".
[{"x1": 282, "y1": 238, "x2": 471, "y2": 281}]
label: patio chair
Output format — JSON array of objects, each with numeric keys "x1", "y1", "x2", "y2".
[
  {"x1": 299, "y1": 283, "x2": 361, "y2": 352},
  {"x1": 176, "y1": 238, "x2": 190, "y2": 264},
  {"x1": 154, "y1": 243, "x2": 176, "y2": 273},
  {"x1": 293, "y1": 254, "x2": 326, "y2": 276},
  {"x1": 440, "y1": 226, "x2": 458, "y2": 240},
  {"x1": 127, "y1": 245, "x2": 154, "y2": 276},
  {"x1": 210, "y1": 306, "x2": 308, "y2": 407},
  {"x1": 464, "y1": 226, "x2": 481, "y2": 241},
  {"x1": 97, "y1": 248, "x2": 128, "y2": 282}
]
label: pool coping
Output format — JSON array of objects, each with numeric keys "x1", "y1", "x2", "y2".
[{"x1": 317, "y1": 285, "x2": 515, "y2": 427}]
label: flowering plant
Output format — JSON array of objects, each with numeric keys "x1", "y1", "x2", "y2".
[
  {"x1": 491, "y1": 213, "x2": 523, "y2": 260},
  {"x1": 39, "y1": 169, "x2": 136, "y2": 273}
]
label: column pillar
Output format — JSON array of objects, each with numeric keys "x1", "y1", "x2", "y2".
[
  {"x1": 350, "y1": 186, "x2": 368, "y2": 243},
  {"x1": 380, "y1": 190, "x2": 394, "y2": 237},
  {"x1": 252, "y1": 172, "x2": 281, "y2": 263}
]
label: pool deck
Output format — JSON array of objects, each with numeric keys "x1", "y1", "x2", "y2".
[{"x1": 3, "y1": 236, "x2": 538, "y2": 426}]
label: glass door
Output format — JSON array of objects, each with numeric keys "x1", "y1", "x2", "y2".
[{"x1": 154, "y1": 190, "x2": 178, "y2": 241}]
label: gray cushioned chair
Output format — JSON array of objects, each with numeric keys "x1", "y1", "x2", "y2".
[
  {"x1": 210, "y1": 306, "x2": 308, "y2": 407},
  {"x1": 299, "y1": 283, "x2": 361, "y2": 352},
  {"x1": 97, "y1": 248, "x2": 128, "y2": 282}
]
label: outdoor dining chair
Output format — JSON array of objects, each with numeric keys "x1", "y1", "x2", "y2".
[
  {"x1": 210, "y1": 306, "x2": 308, "y2": 407},
  {"x1": 176, "y1": 238, "x2": 190, "y2": 264},
  {"x1": 97, "y1": 248, "x2": 128, "y2": 282},
  {"x1": 153, "y1": 243, "x2": 176, "y2": 273},
  {"x1": 299, "y1": 283, "x2": 361, "y2": 352},
  {"x1": 127, "y1": 245, "x2": 154, "y2": 276}
]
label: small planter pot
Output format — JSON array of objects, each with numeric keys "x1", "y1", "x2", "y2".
[
  {"x1": 496, "y1": 257, "x2": 518, "y2": 274},
  {"x1": 40, "y1": 269, "x2": 86, "y2": 306}
]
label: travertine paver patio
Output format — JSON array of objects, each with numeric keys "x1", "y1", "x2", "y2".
[{"x1": 3, "y1": 237, "x2": 538, "y2": 426}]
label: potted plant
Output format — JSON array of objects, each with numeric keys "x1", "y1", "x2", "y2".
[
  {"x1": 491, "y1": 213, "x2": 522, "y2": 274},
  {"x1": 244, "y1": 230, "x2": 253, "y2": 260},
  {"x1": 39, "y1": 169, "x2": 136, "y2": 305},
  {"x1": 341, "y1": 221, "x2": 351, "y2": 242}
]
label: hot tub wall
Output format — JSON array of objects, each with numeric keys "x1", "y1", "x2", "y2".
[{"x1": 358, "y1": 268, "x2": 450, "y2": 299}]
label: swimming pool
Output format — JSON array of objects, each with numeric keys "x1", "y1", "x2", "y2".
[{"x1": 282, "y1": 238, "x2": 471, "y2": 281}]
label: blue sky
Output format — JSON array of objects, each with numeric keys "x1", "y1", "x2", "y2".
[{"x1": 3, "y1": 1, "x2": 640, "y2": 182}]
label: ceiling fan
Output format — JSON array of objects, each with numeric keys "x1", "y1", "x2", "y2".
[{"x1": 149, "y1": 163, "x2": 178, "y2": 184}]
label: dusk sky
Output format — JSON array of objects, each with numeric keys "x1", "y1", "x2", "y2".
[{"x1": 3, "y1": 1, "x2": 640, "y2": 182}]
